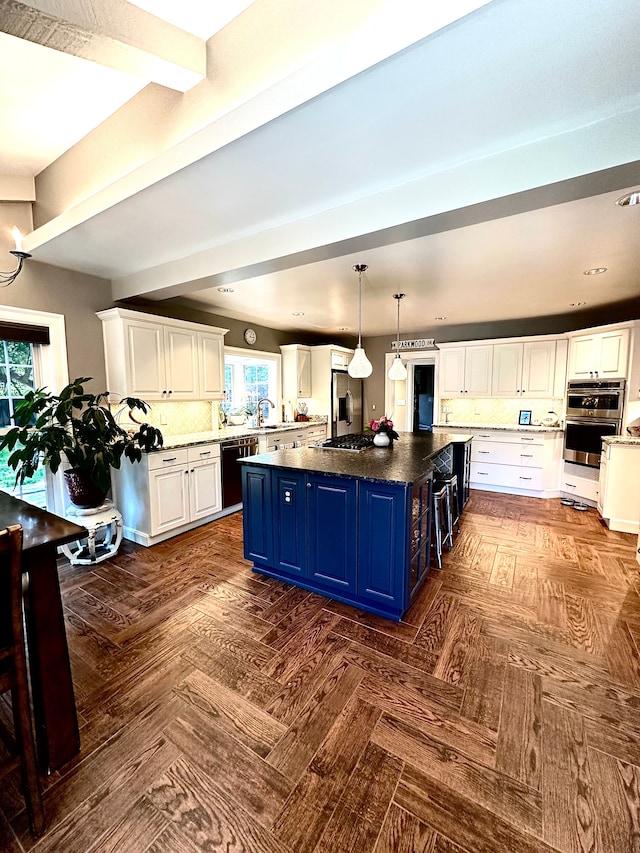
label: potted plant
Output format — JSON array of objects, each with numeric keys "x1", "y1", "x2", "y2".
[
  {"x1": 368, "y1": 415, "x2": 399, "y2": 447},
  {"x1": 0, "y1": 377, "x2": 164, "y2": 508}
]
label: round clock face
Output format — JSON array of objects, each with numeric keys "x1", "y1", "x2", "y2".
[{"x1": 244, "y1": 328, "x2": 257, "y2": 345}]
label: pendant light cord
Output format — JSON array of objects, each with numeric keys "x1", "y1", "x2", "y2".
[
  {"x1": 353, "y1": 263, "x2": 368, "y2": 348},
  {"x1": 393, "y1": 293, "x2": 405, "y2": 356}
]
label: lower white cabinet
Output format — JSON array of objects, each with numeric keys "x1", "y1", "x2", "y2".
[
  {"x1": 436, "y1": 428, "x2": 563, "y2": 497},
  {"x1": 258, "y1": 422, "x2": 328, "y2": 453},
  {"x1": 113, "y1": 443, "x2": 222, "y2": 546},
  {"x1": 598, "y1": 441, "x2": 640, "y2": 533}
]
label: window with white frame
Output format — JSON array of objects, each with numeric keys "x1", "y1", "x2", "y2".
[
  {"x1": 0, "y1": 339, "x2": 45, "y2": 506},
  {"x1": 222, "y1": 349, "x2": 280, "y2": 422},
  {"x1": 0, "y1": 307, "x2": 68, "y2": 512}
]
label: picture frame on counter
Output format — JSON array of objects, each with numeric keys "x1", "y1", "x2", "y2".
[{"x1": 519, "y1": 410, "x2": 532, "y2": 426}]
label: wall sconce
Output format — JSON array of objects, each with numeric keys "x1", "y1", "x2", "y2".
[{"x1": 1, "y1": 228, "x2": 31, "y2": 287}]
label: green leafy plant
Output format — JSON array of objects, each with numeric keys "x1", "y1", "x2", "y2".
[{"x1": 0, "y1": 377, "x2": 164, "y2": 493}]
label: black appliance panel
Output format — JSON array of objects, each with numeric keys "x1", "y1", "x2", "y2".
[{"x1": 221, "y1": 437, "x2": 258, "y2": 507}]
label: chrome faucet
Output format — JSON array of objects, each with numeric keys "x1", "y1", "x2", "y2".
[{"x1": 256, "y1": 398, "x2": 275, "y2": 427}]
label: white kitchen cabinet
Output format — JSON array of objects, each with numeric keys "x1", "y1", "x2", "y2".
[
  {"x1": 281, "y1": 344, "x2": 312, "y2": 398},
  {"x1": 439, "y1": 345, "x2": 492, "y2": 396},
  {"x1": 308, "y1": 345, "x2": 354, "y2": 417},
  {"x1": 568, "y1": 328, "x2": 630, "y2": 380},
  {"x1": 598, "y1": 440, "x2": 640, "y2": 533},
  {"x1": 491, "y1": 340, "x2": 557, "y2": 398},
  {"x1": 436, "y1": 427, "x2": 563, "y2": 497},
  {"x1": 197, "y1": 331, "x2": 225, "y2": 398},
  {"x1": 112, "y1": 442, "x2": 223, "y2": 545},
  {"x1": 98, "y1": 308, "x2": 228, "y2": 400},
  {"x1": 257, "y1": 421, "x2": 328, "y2": 453}
]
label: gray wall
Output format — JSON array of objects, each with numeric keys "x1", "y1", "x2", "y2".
[{"x1": 123, "y1": 296, "x2": 356, "y2": 352}]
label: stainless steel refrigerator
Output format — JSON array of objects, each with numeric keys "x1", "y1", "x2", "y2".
[{"x1": 331, "y1": 370, "x2": 363, "y2": 437}]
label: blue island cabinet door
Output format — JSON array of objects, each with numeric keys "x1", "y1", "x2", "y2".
[
  {"x1": 272, "y1": 470, "x2": 307, "y2": 578},
  {"x1": 307, "y1": 475, "x2": 357, "y2": 594},
  {"x1": 357, "y1": 481, "x2": 409, "y2": 616},
  {"x1": 242, "y1": 466, "x2": 273, "y2": 568}
]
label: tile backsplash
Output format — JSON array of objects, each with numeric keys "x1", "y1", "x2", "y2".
[
  {"x1": 440, "y1": 397, "x2": 564, "y2": 426},
  {"x1": 113, "y1": 400, "x2": 214, "y2": 437}
]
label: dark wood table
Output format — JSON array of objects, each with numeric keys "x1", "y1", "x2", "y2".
[{"x1": 0, "y1": 491, "x2": 86, "y2": 774}]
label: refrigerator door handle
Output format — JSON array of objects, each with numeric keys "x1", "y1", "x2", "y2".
[{"x1": 346, "y1": 389, "x2": 353, "y2": 426}]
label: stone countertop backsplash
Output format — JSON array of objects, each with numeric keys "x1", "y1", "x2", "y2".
[{"x1": 433, "y1": 422, "x2": 564, "y2": 433}]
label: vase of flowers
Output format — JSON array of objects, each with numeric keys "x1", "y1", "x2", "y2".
[{"x1": 369, "y1": 415, "x2": 399, "y2": 447}]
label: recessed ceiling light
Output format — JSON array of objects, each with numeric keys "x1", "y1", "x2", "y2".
[
  {"x1": 292, "y1": 311, "x2": 305, "y2": 316},
  {"x1": 583, "y1": 267, "x2": 607, "y2": 275},
  {"x1": 570, "y1": 301, "x2": 586, "y2": 307},
  {"x1": 434, "y1": 316, "x2": 447, "y2": 321},
  {"x1": 217, "y1": 286, "x2": 234, "y2": 293},
  {"x1": 615, "y1": 191, "x2": 640, "y2": 207}
]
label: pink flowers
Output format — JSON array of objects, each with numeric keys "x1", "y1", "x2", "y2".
[{"x1": 368, "y1": 415, "x2": 399, "y2": 440}]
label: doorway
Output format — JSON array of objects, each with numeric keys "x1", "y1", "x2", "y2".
[{"x1": 413, "y1": 364, "x2": 435, "y2": 432}]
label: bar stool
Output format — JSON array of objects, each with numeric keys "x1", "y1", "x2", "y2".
[
  {"x1": 0, "y1": 525, "x2": 45, "y2": 837},
  {"x1": 431, "y1": 481, "x2": 452, "y2": 569},
  {"x1": 439, "y1": 472, "x2": 461, "y2": 537}
]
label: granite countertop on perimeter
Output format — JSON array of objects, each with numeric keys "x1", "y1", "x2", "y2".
[
  {"x1": 240, "y1": 431, "x2": 472, "y2": 485},
  {"x1": 602, "y1": 435, "x2": 640, "y2": 447},
  {"x1": 156, "y1": 419, "x2": 328, "y2": 450},
  {"x1": 433, "y1": 422, "x2": 564, "y2": 433}
]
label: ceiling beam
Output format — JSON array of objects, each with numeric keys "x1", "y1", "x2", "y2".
[{"x1": 0, "y1": 0, "x2": 205, "y2": 91}]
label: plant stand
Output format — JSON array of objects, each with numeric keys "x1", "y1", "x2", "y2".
[{"x1": 60, "y1": 501, "x2": 123, "y2": 566}]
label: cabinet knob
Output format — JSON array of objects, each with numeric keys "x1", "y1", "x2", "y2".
[{"x1": 307, "y1": 482, "x2": 312, "y2": 488}]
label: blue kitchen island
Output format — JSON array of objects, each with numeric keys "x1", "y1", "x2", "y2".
[{"x1": 240, "y1": 432, "x2": 471, "y2": 621}]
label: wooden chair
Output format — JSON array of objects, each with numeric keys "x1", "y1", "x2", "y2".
[{"x1": 0, "y1": 525, "x2": 45, "y2": 837}]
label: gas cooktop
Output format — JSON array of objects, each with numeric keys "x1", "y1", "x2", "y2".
[{"x1": 316, "y1": 433, "x2": 375, "y2": 452}]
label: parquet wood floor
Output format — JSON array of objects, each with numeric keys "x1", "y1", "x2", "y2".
[{"x1": 3, "y1": 491, "x2": 640, "y2": 852}]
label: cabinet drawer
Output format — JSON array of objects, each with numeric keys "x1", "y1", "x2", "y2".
[
  {"x1": 148, "y1": 448, "x2": 189, "y2": 470},
  {"x1": 562, "y1": 476, "x2": 599, "y2": 502},
  {"x1": 472, "y1": 441, "x2": 543, "y2": 467},
  {"x1": 473, "y1": 431, "x2": 543, "y2": 446},
  {"x1": 187, "y1": 443, "x2": 220, "y2": 462},
  {"x1": 471, "y1": 461, "x2": 544, "y2": 490}
]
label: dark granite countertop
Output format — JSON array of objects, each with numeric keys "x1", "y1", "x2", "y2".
[{"x1": 239, "y1": 431, "x2": 472, "y2": 485}]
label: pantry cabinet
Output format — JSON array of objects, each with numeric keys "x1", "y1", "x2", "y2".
[
  {"x1": 97, "y1": 308, "x2": 227, "y2": 400},
  {"x1": 439, "y1": 345, "x2": 493, "y2": 396},
  {"x1": 568, "y1": 328, "x2": 630, "y2": 380}
]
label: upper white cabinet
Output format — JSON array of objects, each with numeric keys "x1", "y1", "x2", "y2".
[
  {"x1": 280, "y1": 344, "x2": 312, "y2": 398},
  {"x1": 439, "y1": 345, "x2": 493, "y2": 396},
  {"x1": 492, "y1": 340, "x2": 557, "y2": 398},
  {"x1": 568, "y1": 328, "x2": 630, "y2": 380},
  {"x1": 98, "y1": 308, "x2": 228, "y2": 400}
]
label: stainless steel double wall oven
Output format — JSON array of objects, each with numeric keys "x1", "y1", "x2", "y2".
[{"x1": 563, "y1": 379, "x2": 624, "y2": 467}]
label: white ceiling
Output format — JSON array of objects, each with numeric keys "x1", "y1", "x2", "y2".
[{"x1": 3, "y1": 0, "x2": 640, "y2": 338}]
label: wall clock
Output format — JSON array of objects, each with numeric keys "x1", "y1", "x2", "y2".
[{"x1": 244, "y1": 328, "x2": 257, "y2": 345}]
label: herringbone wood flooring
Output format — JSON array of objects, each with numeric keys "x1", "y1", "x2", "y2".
[{"x1": 2, "y1": 491, "x2": 640, "y2": 852}]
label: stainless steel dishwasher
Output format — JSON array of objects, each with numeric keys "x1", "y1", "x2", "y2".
[{"x1": 220, "y1": 436, "x2": 259, "y2": 508}]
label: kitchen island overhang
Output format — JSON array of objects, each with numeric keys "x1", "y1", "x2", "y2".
[{"x1": 239, "y1": 432, "x2": 472, "y2": 621}]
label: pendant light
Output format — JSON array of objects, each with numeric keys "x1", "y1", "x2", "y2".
[
  {"x1": 348, "y1": 263, "x2": 373, "y2": 378},
  {"x1": 388, "y1": 293, "x2": 407, "y2": 381}
]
